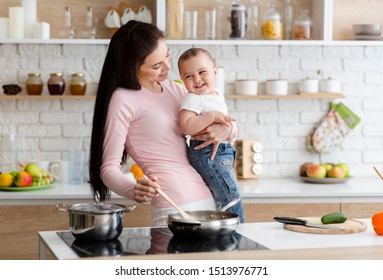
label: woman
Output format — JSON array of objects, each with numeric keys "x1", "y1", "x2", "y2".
[{"x1": 89, "y1": 21, "x2": 237, "y2": 226}]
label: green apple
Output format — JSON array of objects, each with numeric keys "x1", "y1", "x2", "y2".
[
  {"x1": 327, "y1": 166, "x2": 345, "y2": 178},
  {"x1": 320, "y1": 163, "x2": 333, "y2": 174},
  {"x1": 307, "y1": 164, "x2": 327, "y2": 178},
  {"x1": 24, "y1": 163, "x2": 42, "y2": 180},
  {"x1": 336, "y1": 163, "x2": 349, "y2": 177}
]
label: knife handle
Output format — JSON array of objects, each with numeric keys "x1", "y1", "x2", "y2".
[{"x1": 273, "y1": 216, "x2": 307, "y2": 226}]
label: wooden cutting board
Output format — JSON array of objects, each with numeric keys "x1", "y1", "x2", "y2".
[{"x1": 283, "y1": 217, "x2": 367, "y2": 234}]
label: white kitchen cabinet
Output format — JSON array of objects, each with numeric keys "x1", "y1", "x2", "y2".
[{"x1": 1, "y1": 0, "x2": 382, "y2": 46}]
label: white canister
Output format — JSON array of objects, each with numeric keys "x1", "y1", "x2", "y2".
[
  {"x1": 320, "y1": 78, "x2": 342, "y2": 93},
  {"x1": 235, "y1": 80, "x2": 258, "y2": 95},
  {"x1": 299, "y1": 78, "x2": 319, "y2": 93},
  {"x1": 0, "y1": 18, "x2": 9, "y2": 38},
  {"x1": 265, "y1": 79, "x2": 288, "y2": 95},
  {"x1": 9, "y1": 7, "x2": 24, "y2": 39}
]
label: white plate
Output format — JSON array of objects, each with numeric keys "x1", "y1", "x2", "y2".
[
  {"x1": 300, "y1": 176, "x2": 351, "y2": 184},
  {"x1": 354, "y1": 35, "x2": 383, "y2": 40}
]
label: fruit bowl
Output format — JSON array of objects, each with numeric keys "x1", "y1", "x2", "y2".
[
  {"x1": 0, "y1": 182, "x2": 54, "y2": 191},
  {"x1": 300, "y1": 176, "x2": 351, "y2": 184}
]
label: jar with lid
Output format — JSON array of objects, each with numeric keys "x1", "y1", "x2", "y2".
[
  {"x1": 293, "y1": 9, "x2": 313, "y2": 40},
  {"x1": 70, "y1": 73, "x2": 87, "y2": 95},
  {"x1": 261, "y1": 4, "x2": 283, "y2": 40},
  {"x1": 229, "y1": 2, "x2": 247, "y2": 39},
  {"x1": 48, "y1": 73, "x2": 65, "y2": 95},
  {"x1": 26, "y1": 73, "x2": 43, "y2": 95}
]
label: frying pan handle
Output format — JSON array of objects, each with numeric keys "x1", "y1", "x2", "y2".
[
  {"x1": 56, "y1": 203, "x2": 68, "y2": 212},
  {"x1": 123, "y1": 204, "x2": 137, "y2": 213}
]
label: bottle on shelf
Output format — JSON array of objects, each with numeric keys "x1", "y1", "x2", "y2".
[
  {"x1": 247, "y1": 0, "x2": 259, "y2": 40},
  {"x1": 69, "y1": 73, "x2": 87, "y2": 95},
  {"x1": 79, "y1": 7, "x2": 98, "y2": 39},
  {"x1": 284, "y1": 0, "x2": 295, "y2": 40},
  {"x1": 293, "y1": 9, "x2": 313, "y2": 40},
  {"x1": 261, "y1": 3, "x2": 283, "y2": 40},
  {"x1": 48, "y1": 73, "x2": 65, "y2": 95},
  {"x1": 26, "y1": 73, "x2": 43, "y2": 95},
  {"x1": 167, "y1": 0, "x2": 184, "y2": 39},
  {"x1": 58, "y1": 7, "x2": 76, "y2": 39},
  {"x1": 228, "y1": 0, "x2": 247, "y2": 39},
  {"x1": 214, "y1": 0, "x2": 225, "y2": 39}
]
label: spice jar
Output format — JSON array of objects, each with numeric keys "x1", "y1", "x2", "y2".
[
  {"x1": 229, "y1": 3, "x2": 247, "y2": 39},
  {"x1": 69, "y1": 73, "x2": 87, "y2": 95},
  {"x1": 48, "y1": 73, "x2": 65, "y2": 95},
  {"x1": 26, "y1": 73, "x2": 43, "y2": 95},
  {"x1": 293, "y1": 9, "x2": 313, "y2": 40},
  {"x1": 261, "y1": 4, "x2": 283, "y2": 40}
]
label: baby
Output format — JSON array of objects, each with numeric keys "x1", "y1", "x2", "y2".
[{"x1": 178, "y1": 47, "x2": 244, "y2": 222}]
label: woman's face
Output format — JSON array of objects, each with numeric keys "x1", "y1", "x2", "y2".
[{"x1": 137, "y1": 39, "x2": 172, "y2": 87}]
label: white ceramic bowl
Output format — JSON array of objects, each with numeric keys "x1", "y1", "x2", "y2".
[
  {"x1": 265, "y1": 79, "x2": 288, "y2": 95},
  {"x1": 353, "y1": 24, "x2": 382, "y2": 36}
]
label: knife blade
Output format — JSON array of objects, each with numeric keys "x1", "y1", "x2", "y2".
[{"x1": 273, "y1": 216, "x2": 344, "y2": 230}]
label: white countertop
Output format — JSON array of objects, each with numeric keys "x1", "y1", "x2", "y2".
[
  {"x1": 38, "y1": 218, "x2": 383, "y2": 260},
  {"x1": 1, "y1": 177, "x2": 383, "y2": 205}
]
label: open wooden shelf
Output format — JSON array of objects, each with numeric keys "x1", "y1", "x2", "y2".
[
  {"x1": 0, "y1": 95, "x2": 96, "y2": 100},
  {"x1": 225, "y1": 92, "x2": 345, "y2": 100}
]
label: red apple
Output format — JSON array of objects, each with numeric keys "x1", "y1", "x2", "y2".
[
  {"x1": 307, "y1": 164, "x2": 327, "y2": 178},
  {"x1": 14, "y1": 171, "x2": 32, "y2": 187},
  {"x1": 327, "y1": 166, "x2": 345, "y2": 178}
]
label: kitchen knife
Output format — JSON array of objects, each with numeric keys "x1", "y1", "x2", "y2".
[{"x1": 273, "y1": 217, "x2": 344, "y2": 230}]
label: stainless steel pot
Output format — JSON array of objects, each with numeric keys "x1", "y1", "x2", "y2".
[{"x1": 56, "y1": 202, "x2": 137, "y2": 241}]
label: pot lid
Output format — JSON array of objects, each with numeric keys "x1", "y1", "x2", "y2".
[{"x1": 68, "y1": 202, "x2": 126, "y2": 214}]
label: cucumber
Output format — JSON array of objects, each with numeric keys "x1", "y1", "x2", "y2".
[{"x1": 321, "y1": 212, "x2": 347, "y2": 224}]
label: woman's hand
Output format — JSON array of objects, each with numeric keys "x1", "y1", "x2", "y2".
[
  {"x1": 191, "y1": 122, "x2": 233, "y2": 160},
  {"x1": 133, "y1": 175, "x2": 159, "y2": 203}
]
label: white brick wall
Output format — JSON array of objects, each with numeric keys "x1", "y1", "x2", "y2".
[{"x1": 1, "y1": 43, "x2": 383, "y2": 178}]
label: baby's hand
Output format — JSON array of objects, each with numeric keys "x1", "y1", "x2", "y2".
[{"x1": 212, "y1": 112, "x2": 235, "y2": 126}]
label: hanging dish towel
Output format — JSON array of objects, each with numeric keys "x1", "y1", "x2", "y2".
[{"x1": 307, "y1": 102, "x2": 361, "y2": 154}]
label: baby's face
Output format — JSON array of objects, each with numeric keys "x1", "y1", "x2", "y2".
[{"x1": 179, "y1": 53, "x2": 217, "y2": 95}]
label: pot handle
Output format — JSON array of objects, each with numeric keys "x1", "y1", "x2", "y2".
[
  {"x1": 123, "y1": 204, "x2": 137, "y2": 213},
  {"x1": 56, "y1": 203, "x2": 68, "y2": 212}
]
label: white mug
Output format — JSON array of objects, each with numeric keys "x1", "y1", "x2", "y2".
[
  {"x1": 135, "y1": 6, "x2": 152, "y2": 24},
  {"x1": 104, "y1": 9, "x2": 121, "y2": 28},
  {"x1": 121, "y1": 7, "x2": 135, "y2": 25},
  {"x1": 50, "y1": 160, "x2": 70, "y2": 184}
]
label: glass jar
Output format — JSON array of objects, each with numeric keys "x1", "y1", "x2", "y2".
[
  {"x1": 58, "y1": 7, "x2": 76, "y2": 39},
  {"x1": 48, "y1": 73, "x2": 65, "y2": 95},
  {"x1": 261, "y1": 4, "x2": 283, "y2": 40},
  {"x1": 26, "y1": 73, "x2": 43, "y2": 95},
  {"x1": 69, "y1": 73, "x2": 87, "y2": 95},
  {"x1": 229, "y1": 2, "x2": 247, "y2": 39},
  {"x1": 293, "y1": 9, "x2": 313, "y2": 40}
]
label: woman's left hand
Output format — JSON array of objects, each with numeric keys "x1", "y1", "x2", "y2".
[{"x1": 191, "y1": 122, "x2": 232, "y2": 160}]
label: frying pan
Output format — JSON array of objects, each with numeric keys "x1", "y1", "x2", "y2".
[{"x1": 167, "y1": 198, "x2": 240, "y2": 238}]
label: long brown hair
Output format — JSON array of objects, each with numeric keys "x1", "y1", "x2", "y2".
[{"x1": 89, "y1": 21, "x2": 165, "y2": 201}]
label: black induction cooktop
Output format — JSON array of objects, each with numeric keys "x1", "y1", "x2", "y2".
[{"x1": 57, "y1": 227, "x2": 268, "y2": 258}]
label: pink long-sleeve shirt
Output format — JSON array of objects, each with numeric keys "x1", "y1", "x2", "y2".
[{"x1": 100, "y1": 79, "x2": 237, "y2": 208}]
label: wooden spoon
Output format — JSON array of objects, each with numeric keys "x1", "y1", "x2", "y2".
[
  {"x1": 143, "y1": 176, "x2": 195, "y2": 221},
  {"x1": 373, "y1": 166, "x2": 383, "y2": 181}
]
